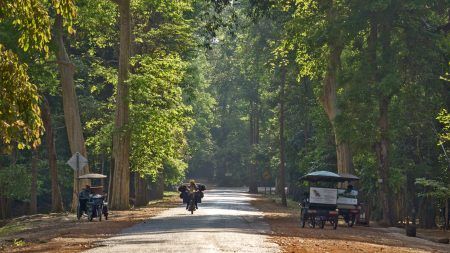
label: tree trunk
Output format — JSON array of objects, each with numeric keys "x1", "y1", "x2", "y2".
[
  {"x1": 0, "y1": 162, "x2": 9, "y2": 219},
  {"x1": 319, "y1": 1, "x2": 353, "y2": 174},
  {"x1": 278, "y1": 68, "x2": 287, "y2": 207},
  {"x1": 375, "y1": 96, "x2": 393, "y2": 225},
  {"x1": 418, "y1": 197, "x2": 436, "y2": 228},
  {"x1": 108, "y1": 155, "x2": 114, "y2": 204},
  {"x1": 155, "y1": 172, "x2": 164, "y2": 199},
  {"x1": 368, "y1": 15, "x2": 393, "y2": 225},
  {"x1": 149, "y1": 172, "x2": 164, "y2": 200},
  {"x1": 54, "y1": 15, "x2": 90, "y2": 211},
  {"x1": 110, "y1": 0, "x2": 131, "y2": 210},
  {"x1": 320, "y1": 43, "x2": 353, "y2": 174},
  {"x1": 248, "y1": 101, "x2": 258, "y2": 194},
  {"x1": 0, "y1": 197, "x2": 6, "y2": 219},
  {"x1": 29, "y1": 149, "x2": 38, "y2": 214},
  {"x1": 135, "y1": 174, "x2": 149, "y2": 206},
  {"x1": 41, "y1": 97, "x2": 64, "y2": 212},
  {"x1": 374, "y1": 19, "x2": 397, "y2": 226},
  {"x1": 445, "y1": 198, "x2": 449, "y2": 231}
]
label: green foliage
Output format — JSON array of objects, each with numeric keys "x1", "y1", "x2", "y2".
[
  {"x1": 0, "y1": 0, "x2": 448, "y2": 223},
  {"x1": 0, "y1": 45, "x2": 43, "y2": 149},
  {"x1": 0, "y1": 0, "x2": 51, "y2": 53},
  {"x1": 0, "y1": 0, "x2": 76, "y2": 53},
  {"x1": 75, "y1": 0, "x2": 117, "y2": 49},
  {"x1": 183, "y1": 55, "x2": 217, "y2": 178},
  {"x1": 0, "y1": 223, "x2": 26, "y2": 237},
  {"x1": 437, "y1": 109, "x2": 450, "y2": 145},
  {"x1": 129, "y1": 52, "x2": 193, "y2": 181},
  {"x1": 0, "y1": 0, "x2": 77, "y2": 150},
  {"x1": 0, "y1": 164, "x2": 31, "y2": 200},
  {"x1": 415, "y1": 178, "x2": 450, "y2": 200}
]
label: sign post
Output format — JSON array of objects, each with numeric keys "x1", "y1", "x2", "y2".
[{"x1": 67, "y1": 152, "x2": 88, "y2": 200}]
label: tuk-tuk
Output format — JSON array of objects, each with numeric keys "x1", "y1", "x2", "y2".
[
  {"x1": 299, "y1": 171, "x2": 342, "y2": 229},
  {"x1": 299, "y1": 171, "x2": 365, "y2": 229},
  {"x1": 77, "y1": 173, "x2": 109, "y2": 222}
]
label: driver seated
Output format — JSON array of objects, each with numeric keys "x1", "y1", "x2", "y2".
[
  {"x1": 79, "y1": 185, "x2": 91, "y2": 200},
  {"x1": 344, "y1": 184, "x2": 357, "y2": 197}
]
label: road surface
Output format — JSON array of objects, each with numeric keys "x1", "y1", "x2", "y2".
[{"x1": 86, "y1": 188, "x2": 279, "y2": 253}]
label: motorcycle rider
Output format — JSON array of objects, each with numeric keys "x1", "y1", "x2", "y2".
[
  {"x1": 79, "y1": 185, "x2": 91, "y2": 199},
  {"x1": 187, "y1": 180, "x2": 198, "y2": 210}
]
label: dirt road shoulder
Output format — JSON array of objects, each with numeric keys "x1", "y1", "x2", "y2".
[
  {"x1": 0, "y1": 192, "x2": 180, "y2": 253},
  {"x1": 251, "y1": 195, "x2": 449, "y2": 253}
]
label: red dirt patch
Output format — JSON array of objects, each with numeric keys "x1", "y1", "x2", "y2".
[
  {"x1": 252, "y1": 197, "x2": 449, "y2": 253},
  {"x1": 0, "y1": 194, "x2": 180, "y2": 253}
]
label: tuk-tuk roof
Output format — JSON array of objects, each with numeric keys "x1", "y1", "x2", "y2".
[
  {"x1": 78, "y1": 173, "x2": 107, "y2": 179},
  {"x1": 300, "y1": 171, "x2": 343, "y2": 182},
  {"x1": 338, "y1": 173, "x2": 360, "y2": 181},
  {"x1": 300, "y1": 171, "x2": 360, "y2": 182}
]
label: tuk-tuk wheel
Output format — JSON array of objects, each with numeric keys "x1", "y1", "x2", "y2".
[
  {"x1": 76, "y1": 205, "x2": 82, "y2": 220},
  {"x1": 319, "y1": 219, "x2": 325, "y2": 229},
  {"x1": 333, "y1": 217, "x2": 338, "y2": 230},
  {"x1": 102, "y1": 205, "x2": 108, "y2": 220},
  {"x1": 348, "y1": 214, "x2": 355, "y2": 227},
  {"x1": 309, "y1": 216, "x2": 316, "y2": 228},
  {"x1": 88, "y1": 211, "x2": 93, "y2": 222},
  {"x1": 300, "y1": 209, "x2": 306, "y2": 228},
  {"x1": 98, "y1": 207, "x2": 102, "y2": 222}
]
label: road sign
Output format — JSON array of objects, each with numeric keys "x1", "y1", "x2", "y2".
[
  {"x1": 263, "y1": 170, "x2": 271, "y2": 180},
  {"x1": 67, "y1": 152, "x2": 88, "y2": 171}
]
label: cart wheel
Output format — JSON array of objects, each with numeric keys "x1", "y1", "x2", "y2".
[
  {"x1": 88, "y1": 210, "x2": 93, "y2": 222},
  {"x1": 309, "y1": 216, "x2": 316, "y2": 228},
  {"x1": 98, "y1": 207, "x2": 102, "y2": 222},
  {"x1": 333, "y1": 216, "x2": 338, "y2": 230},
  {"x1": 103, "y1": 205, "x2": 108, "y2": 220},
  {"x1": 300, "y1": 210, "x2": 306, "y2": 228},
  {"x1": 348, "y1": 214, "x2": 355, "y2": 227},
  {"x1": 319, "y1": 219, "x2": 325, "y2": 229},
  {"x1": 76, "y1": 205, "x2": 82, "y2": 220}
]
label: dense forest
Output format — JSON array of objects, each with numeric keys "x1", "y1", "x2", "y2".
[{"x1": 0, "y1": 0, "x2": 449, "y2": 228}]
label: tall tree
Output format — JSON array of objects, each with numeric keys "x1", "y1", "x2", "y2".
[
  {"x1": 29, "y1": 149, "x2": 38, "y2": 214},
  {"x1": 110, "y1": 0, "x2": 131, "y2": 210},
  {"x1": 41, "y1": 97, "x2": 64, "y2": 212},
  {"x1": 248, "y1": 99, "x2": 259, "y2": 193},
  {"x1": 54, "y1": 14, "x2": 91, "y2": 210},
  {"x1": 278, "y1": 66, "x2": 287, "y2": 206},
  {"x1": 319, "y1": 0, "x2": 353, "y2": 174}
]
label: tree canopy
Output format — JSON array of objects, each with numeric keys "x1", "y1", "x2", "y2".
[{"x1": 0, "y1": 0, "x2": 448, "y2": 227}]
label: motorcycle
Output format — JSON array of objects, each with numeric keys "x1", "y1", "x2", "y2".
[
  {"x1": 178, "y1": 183, "x2": 206, "y2": 214},
  {"x1": 187, "y1": 191, "x2": 197, "y2": 214}
]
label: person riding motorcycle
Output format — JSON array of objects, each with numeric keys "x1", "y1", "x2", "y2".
[{"x1": 187, "y1": 180, "x2": 198, "y2": 210}]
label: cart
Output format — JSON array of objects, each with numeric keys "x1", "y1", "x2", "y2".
[
  {"x1": 76, "y1": 173, "x2": 109, "y2": 222},
  {"x1": 299, "y1": 171, "x2": 342, "y2": 229}
]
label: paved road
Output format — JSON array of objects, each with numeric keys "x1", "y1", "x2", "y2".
[{"x1": 86, "y1": 188, "x2": 279, "y2": 253}]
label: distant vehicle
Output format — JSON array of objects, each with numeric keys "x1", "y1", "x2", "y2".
[
  {"x1": 299, "y1": 171, "x2": 365, "y2": 229},
  {"x1": 77, "y1": 173, "x2": 109, "y2": 222},
  {"x1": 178, "y1": 183, "x2": 206, "y2": 214},
  {"x1": 299, "y1": 171, "x2": 340, "y2": 229}
]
